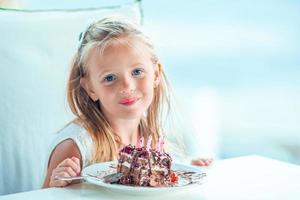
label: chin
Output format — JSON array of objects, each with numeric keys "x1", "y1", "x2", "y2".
[
  {"x1": 117, "y1": 109, "x2": 146, "y2": 119},
  {"x1": 119, "y1": 113, "x2": 143, "y2": 119}
]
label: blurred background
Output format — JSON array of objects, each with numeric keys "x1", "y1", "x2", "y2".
[
  {"x1": 143, "y1": 0, "x2": 300, "y2": 165},
  {"x1": 1, "y1": 0, "x2": 299, "y2": 165},
  {"x1": 1, "y1": 0, "x2": 299, "y2": 195}
]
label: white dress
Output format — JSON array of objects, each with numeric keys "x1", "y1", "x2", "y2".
[
  {"x1": 43, "y1": 122, "x2": 94, "y2": 182},
  {"x1": 42, "y1": 122, "x2": 186, "y2": 186}
]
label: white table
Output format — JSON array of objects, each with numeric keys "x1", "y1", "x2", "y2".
[{"x1": 1, "y1": 155, "x2": 299, "y2": 200}]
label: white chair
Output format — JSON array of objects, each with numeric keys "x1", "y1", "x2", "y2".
[{"x1": 0, "y1": 1, "x2": 142, "y2": 195}]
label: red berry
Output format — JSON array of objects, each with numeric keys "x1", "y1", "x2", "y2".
[{"x1": 170, "y1": 172, "x2": 178, "y2": 182}]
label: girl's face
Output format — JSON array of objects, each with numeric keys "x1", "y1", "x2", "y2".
[{"x1": 81, "y1": 39, "x2": 160, "y2": 121}]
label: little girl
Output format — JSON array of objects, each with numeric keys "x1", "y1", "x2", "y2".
[{"x1": 43, "y1": 17, "x2": 212, "y2": 188}]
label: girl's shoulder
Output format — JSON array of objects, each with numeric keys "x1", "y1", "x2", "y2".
[
  {"x1": 49, "y1": 121, "x2": 94, "y2": 167},
  {"x1": 56, "y1": 121, "x2": 87, "y2": 138}
]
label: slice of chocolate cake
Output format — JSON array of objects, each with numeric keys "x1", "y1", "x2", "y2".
[{"x1": 117, "y1": 139, "x2": 177, "y2": 187}]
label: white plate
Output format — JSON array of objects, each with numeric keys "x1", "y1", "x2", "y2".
[{"x1": 81, "y1": 161, "x2": 207, "y2": 195}]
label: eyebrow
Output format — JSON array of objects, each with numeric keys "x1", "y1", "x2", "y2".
[
  {"x1": 96, "y1": 62, "x2": 146, "y2": 78},
  {"x1": 97, "y1": 69, "x2": 112, "y2": 79},
  {"x1": 132, "y1": 62, "x2": 145, "y2": 67}
]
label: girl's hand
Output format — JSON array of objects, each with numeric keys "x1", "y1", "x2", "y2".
[
  {"x1": 49, "y1": 157, "x2": 81, "y2": 187},
  {"x1": 191, "y1": 158, "x2": 213, "y2": 166}
]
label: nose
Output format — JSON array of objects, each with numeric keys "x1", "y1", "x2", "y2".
[{"x1": 119, "y1": 76, "x2": 135, "y2": 94}]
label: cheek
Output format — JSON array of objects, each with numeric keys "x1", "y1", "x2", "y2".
[
  {"x1": 95, "y1": 85, "x2": 115, "y2": 103},
  {"x1": 140, "y1": 77, "x2": 155, "y2": 97}
]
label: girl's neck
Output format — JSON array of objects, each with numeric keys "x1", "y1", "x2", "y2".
[{"x1": 109, "y1": 118, "x2": 141, "y2": 147}]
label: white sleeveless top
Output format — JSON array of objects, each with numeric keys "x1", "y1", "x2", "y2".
[
  {"x1": 42, "y1": 122, "x2": 186, "y2": 185},
  {"x1": 43, "y1": 122, "x2": 94, "y2": 181}
]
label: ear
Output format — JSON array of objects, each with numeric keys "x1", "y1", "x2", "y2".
[
  {"x1": 154, "y1": 62, "x2": 162, "y2": 88},
  {"x1": 80, "y1": 78, "x2": 99, "y2": 101}
]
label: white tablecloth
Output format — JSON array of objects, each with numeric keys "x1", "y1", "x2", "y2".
[{"x1": 1, "y1": 155, "x2": 300, "y2": 200}]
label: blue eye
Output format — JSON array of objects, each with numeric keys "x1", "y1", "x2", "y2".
[
  {"x1": 132, "y1": 68, "x2": 144, "y2": 76},
  {"x1": 104, "y1": 74, "x2": 116, "y2": 82}
]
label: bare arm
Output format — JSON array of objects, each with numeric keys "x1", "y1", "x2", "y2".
[{"x1": 43, "y1": 139, "x2": 82, "y2": 188}]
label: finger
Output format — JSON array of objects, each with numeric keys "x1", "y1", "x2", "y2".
[
  {"x1": 55, "y1": 167, "x2": 78, "y2": 177},
  {"x1": 58, "y1": 158, "x2": 81, "y2": 175},
  {"x1": 50, "y1": 172, "x2": 72, "y2": 187},
  {"x1": 51, "y1": 166, "x2": 77, "y2": 186},
  {"x1": 191, "y1": 159, "x2": 206, "y2": 166},
  {"x1": 50, "y1": 179, "x2": 68, "y2": 187},
  {"x1": 71, "y1": 157, "x2": 81, "y2": 171},
  {"x1": 204, "y1": 159, "x2": 213, "y2": 165}
]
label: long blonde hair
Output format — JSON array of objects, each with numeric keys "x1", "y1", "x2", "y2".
[{"x1": 67, "y1": 17, "x2": 171, "y2": 163}]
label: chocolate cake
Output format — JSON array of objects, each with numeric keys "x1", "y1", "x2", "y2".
[{"x1": 117, "y1": 141, "x2": 177, "y2": 187}]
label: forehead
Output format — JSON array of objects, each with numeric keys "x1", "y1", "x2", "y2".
[{"x1": 87, "y1": 37, "x2": 153, "y2": 69}]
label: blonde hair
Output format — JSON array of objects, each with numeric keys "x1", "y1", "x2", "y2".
[{"x1": 67, "y1": 17, "x2": 171, "y2": 163}]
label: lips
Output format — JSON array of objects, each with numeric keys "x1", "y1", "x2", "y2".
[{"x1": 119, "y1": 97, "x2": 139, "y2": 106}]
